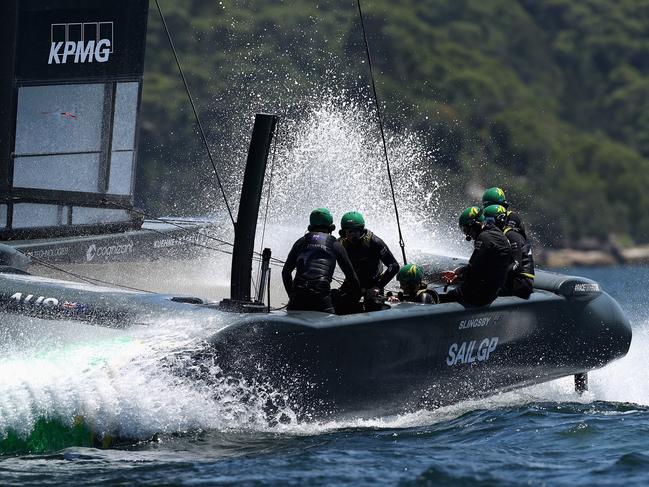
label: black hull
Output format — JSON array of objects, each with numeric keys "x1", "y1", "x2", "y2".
[
  {"x1": 0, "y1": 262, "x2": 632, "y2": 420},
  {"x1": 3, "y1": 219, "x2": 214, "y2": 266},
  {"x1": 209, "y1": 289, "x2": 630, "y2": 419}
]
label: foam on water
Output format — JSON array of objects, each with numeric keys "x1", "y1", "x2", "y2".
[{"x1": 0, "y1": 312, "x2": 299, "y2": 447}]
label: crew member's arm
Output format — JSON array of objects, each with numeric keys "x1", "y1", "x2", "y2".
[
  {"x1": 463, "y1": 234, "x2": 490, "y2": 280},
  {"x1": 442, "y1": 264, "x2": 468, "y2": 284},
  {"x1": 333, "y1": 240, "x2": 361, "y2": 296},
  {"x1": 373, "y1": 236, "x2": 399, "y2": 288},
  {"x1": 505, "y1": 229, "x2": 522, "y2": 270},
  {"x1": 281, "y1": 241, "x2": 300, "y2": 295},
  {"x1": 454, "y1": 265, "x2": 469, "y2": 279},
  {"x1": 416, "y1": 291, "x2": 437, "y2": 304},
  {"x1": 443, "y1": 236, "x2": 488, "y2": 285},
  {"x1": 507, "y1": 211, "x2": 527, "y2": 239}
]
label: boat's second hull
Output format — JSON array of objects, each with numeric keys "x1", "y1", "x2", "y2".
[{"x1": 209, "y1": 290, "x2": 631, "y2": 419}]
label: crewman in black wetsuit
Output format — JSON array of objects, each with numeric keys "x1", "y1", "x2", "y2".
[
  {"x1": 395, "y1": 263, "x2": 439, "y2": 304},
  {"x1": 282, "y1": 208, "x2": 360, "y2": 313},
  {"x1": 336, "y1": 211, "x2": 399, "y2": 312},
  {"x1": 482, "y1": 187, "x2": 527, "y2": 239},
  {"x1": 483, "y1": 204, "x2": 535, "y2": 299},
  {"x1": 438, "y1": 206, "x2": 513, "y2": 307}
]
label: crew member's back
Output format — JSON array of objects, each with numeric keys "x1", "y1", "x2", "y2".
[
  {"x1": 439, "y1": 206, "x2": 512, "y2": 307},
  {"x1": 282, "y1": 208, "x2": 360, "y2": 313}
]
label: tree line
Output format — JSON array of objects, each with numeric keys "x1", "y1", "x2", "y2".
[{"x1": 137, "y1": 0, "x2": 649, "y2": 248}]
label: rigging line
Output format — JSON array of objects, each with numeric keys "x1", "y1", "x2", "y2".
[
  {"x1": 104, "y1": 200, "x2": 289, "y2": 265},
  {"x1": 140, "y1": 224, "x2": 235, "y2": 257},
  {"x1": 29, "y1": 255, "x2": 155, "y2": 293},
  {"x1": 356, "y1": 0, "x2": 408, "y2": 265},
  {"x1": 133, "y1": 219, "x2": 280, "y2": 267},
  {"x1": 154, "y1": 0, "x2": 236, "y2": 227},
  {"x1": 105, "y1": 200, "x2": 234, "y2": 248}
]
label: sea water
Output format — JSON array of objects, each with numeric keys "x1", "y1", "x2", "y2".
[
  {"x1": 2, "y1": 100, "x2": 649, "y2": 485},
  {"x1": 0, "y1": 265, "x2": 647, "y2": 486}
]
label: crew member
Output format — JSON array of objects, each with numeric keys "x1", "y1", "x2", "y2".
[
  {"x1": 395, "y1": 263, "x2": 439, "y2": 304},
  {"x1": 282, "y1": 208, "x2": 360, "y2": 313},
  {"x1": 482, "y1": 187, "x2": 527, "y2": 239},
  {"x1": 439, "y1": 206, "x2": 512, "y2": 306},
  {"x1": 337, "y1": 211, "x2": 399, "y2": 312},
  {"x1": 483, "y1": 204, "x2": 535, "y2": 299}
]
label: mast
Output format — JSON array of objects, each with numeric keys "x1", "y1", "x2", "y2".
[{"x1": 219, "y1": 113, "x2": 277, "y2": 312}]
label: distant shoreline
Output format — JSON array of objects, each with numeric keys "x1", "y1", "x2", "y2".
[{"x1": 537, "y1": 246, "x2": 649, "y2": 268}]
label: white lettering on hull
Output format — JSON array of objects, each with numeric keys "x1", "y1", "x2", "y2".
[
  {"x1": 447, "y1": 337, "x2": 499, "y2": 366},
  {"x1": 458, "y1": 317, "x2": 491, "y2": 330},
  {"x1": 9, "y1": 292, "x2": 59, "y2": 307},
  {"x1": 86, "y1": 243, "x2": 134, "y2": 262}
]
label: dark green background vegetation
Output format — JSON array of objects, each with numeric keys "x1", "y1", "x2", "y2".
[{"x1": 138, "y1": 0, "x2": 649, "y2": 248}]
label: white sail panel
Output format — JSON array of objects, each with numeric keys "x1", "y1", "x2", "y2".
[
  {"x1": 12, "y1": 204, "x2": 62, "y2": 229},
  {"x1": 71, "y1": 207, "x2": 129, "y2": 225},
  {"x1": 14, "y1": 84, "x2": 104, "y2": 155},
  {"x1": 13, "y1": 153, "x2": 101, "y2": 192},
  {"x1": 108, "y1": 151, "x2": 134, "y2": 195}
]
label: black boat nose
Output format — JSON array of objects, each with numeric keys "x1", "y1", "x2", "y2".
[{"x1": 576, "y1": 291, "x2": 632, "y2": 367}]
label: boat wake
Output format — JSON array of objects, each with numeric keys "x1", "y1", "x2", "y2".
[{"x1": 0, "y1": 310, "x2": 645, "y2": 454}]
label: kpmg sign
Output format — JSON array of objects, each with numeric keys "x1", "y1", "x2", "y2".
[
  {"x1": 13, "y1": 0, "x2": 148, "y2": 81},
  {"x1": 48, "y1": 22, "x2": 114, "y2": 64}
]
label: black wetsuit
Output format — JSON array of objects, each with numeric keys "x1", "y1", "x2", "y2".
[
  {"x1": 501, "y1": 227, "x2": 534, "y2": 299},
  {"x1": 339, "y1": 229, "x2": 399, "y2": 311},
  {"x1": 506, "y1": 210, "x2": 527, "y2": 240},
  {"x1": 439, "y1": 224, "x2": 513, "y2": 306},
  {"x1": 282, "y1": 231, "x2": 360, "y2": 313},
  {"x1": 401, "y1": 284, "x2": 439, "y2": 304}
]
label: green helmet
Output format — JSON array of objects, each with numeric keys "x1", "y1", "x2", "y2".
[
  {"x1": 341, "y1": 211, "x2": 365, "y2": 230},
  {"x1": 483, "y1": 204, "x2": 507, "y2": 227},
  {"x1": 482, "y1": 187, "x2": 508, "y2": 208},
  {"x1": 396, "y1": 264, "x2": 423, "y2": 286},
  {"x1": 458, "y1": 206, "x2": 484, "y2": 228},
  {"x1": 309, "y1": 208, "x2": 334, "y2": 228}
]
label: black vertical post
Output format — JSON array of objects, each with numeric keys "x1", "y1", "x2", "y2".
[
  {"x1": 0, "y1": 2, "x2": 17, "y2": 197},
  {"x1": 574, "y1": 372, "x2": 588, "y2": 394},
  {"x1": 230, "y1": 113, "x2": 277, "y2": 302}
]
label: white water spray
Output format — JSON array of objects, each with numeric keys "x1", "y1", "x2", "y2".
[{"x1": 260, "y1": 92, "x2": 462, "y2": 260}]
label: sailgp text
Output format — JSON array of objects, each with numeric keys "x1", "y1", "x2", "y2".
[{"x1": 446, "y1": 337, "x2": 498, "y2": 366}]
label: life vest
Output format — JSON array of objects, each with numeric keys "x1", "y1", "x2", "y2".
[
  {"x1": 293, "y1": 232, "x2": 337, "y2": 293},
  {"x1": 505, "y1": 210, "x2": 527, "y2": 239},
  {"x1": 504, "y1": 227, "x2": 535, "y2": 279},
  {"x1": 340, "y1": 230, "x2": 385, "y2": 289}
]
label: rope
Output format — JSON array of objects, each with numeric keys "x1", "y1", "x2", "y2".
[
  {"x1": 154, "y1": 0, "x2": 235, "y2": 227},
  {"x1": 103, "y1": 200, "x2": 288, "y2": 269},
  {"x1": 29, "y1": 255, "x2": 155, "y2": 293},
  {"x1": 356, "y1": 0, "x2": 407, "y2": 265}
]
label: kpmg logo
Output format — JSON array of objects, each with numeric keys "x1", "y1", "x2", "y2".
[{"x1": 48, "y1": 22, "x2": 114, "y2": 65}]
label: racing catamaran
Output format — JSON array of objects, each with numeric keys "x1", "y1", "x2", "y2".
[{"x1": 0, "y1": 0, "x2": 631, "y2": 421}]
